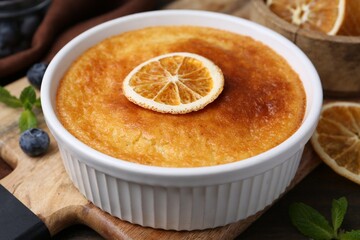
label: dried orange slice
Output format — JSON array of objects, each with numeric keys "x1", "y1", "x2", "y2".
[
  {"x1": 267, "y1": 0, "x2": 346, "y2": 35},
  {"x1": 122, "y1": 52, "x2": 224, "y2": 114},
  {"x1": 311, "y1": 102, "x2": 360, "y2": 185}
]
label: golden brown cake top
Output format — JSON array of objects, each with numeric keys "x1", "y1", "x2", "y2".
[{"x1": 56, "y1": 26, "x2": 306, "y2": 168}]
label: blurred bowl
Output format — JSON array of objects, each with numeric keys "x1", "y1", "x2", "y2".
[
  {"x1": 0, "y1": 0, "x2": 51, "y2": 58},
  {"x1": 250, "y1": 0, "x2": 360, "y2": 98},
  {"x1": 41, "y1": 10, "x2": 323, "y2": 230}
]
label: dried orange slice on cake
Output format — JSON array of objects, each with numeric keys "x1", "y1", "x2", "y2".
[
  {"x1": 122, "y1": 52, "x2": 224, "y2": 114},
  {"x1": 267, "y1": 0, "x2": 346, "y2": 35},
  {"x1": 311, "y1": 102, "x2": 360, "y2": 185}
]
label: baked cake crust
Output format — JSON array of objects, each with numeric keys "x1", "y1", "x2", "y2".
[{"x1": 56, "y1": 26, "x2": 306, "y2": 167}]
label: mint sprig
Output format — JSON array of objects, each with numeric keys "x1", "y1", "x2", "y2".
[
  {"x1": 0, "y1": 86, "x2": 22, "y2": 108},
  {"x1": 290, "y1": 197, "x2": 360, "y2": 240},
  {"x1": 0, "y1": 86, "x2": 41, "y2": 132},
  {"x1": 332, "y1": 197, "x2": 348, "y2": 235}
]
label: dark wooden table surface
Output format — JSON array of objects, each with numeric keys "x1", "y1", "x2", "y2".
[{"x1": 1, "y1": 160, "x2": 352, "y2": 239}]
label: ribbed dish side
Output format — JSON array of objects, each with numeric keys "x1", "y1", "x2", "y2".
[{"x1": 57, "y1": 145, "x2": 304, "y2": 230}]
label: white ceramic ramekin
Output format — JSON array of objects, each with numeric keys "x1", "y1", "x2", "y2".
[{"x1": 41, "y1": 10, "x2": 323, "y2": 231}]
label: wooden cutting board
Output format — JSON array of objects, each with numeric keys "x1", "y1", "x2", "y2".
[{"x1": 0, "y1": 78, "x2": 321, "y2": 239}]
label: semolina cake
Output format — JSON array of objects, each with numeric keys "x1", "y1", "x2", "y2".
[{"x1": 56, "y1": 26, "x2": 306, "y2": 168}]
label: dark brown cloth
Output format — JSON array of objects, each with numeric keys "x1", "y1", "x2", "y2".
[{"x1": 0, "y1": 0, "x2": 154, "y2": 83}]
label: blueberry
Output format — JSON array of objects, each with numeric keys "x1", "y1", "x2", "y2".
[
  {"x1": 0, "y1": 21, "x2": 19, "y2": 48},
  {"x1": 19, "y1": 128, "x2": 50, "y2": 157},
  {"x1": 27, "y1": 62, "x2": 48, "y2": 89},
  {"x1": 0, "y1": 46, "x2": 12, "y2": 58},
  {"x1": 20, "y1": 15, "x2": 41, "y2": 38}
]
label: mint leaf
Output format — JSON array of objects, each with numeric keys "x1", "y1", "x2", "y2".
[
  {"x1": 332, "y1": 197, "x2": 348, "y2": 235},
  {"x1": 340, "y1": 230, "x2": 360, "y2": 240},
  {"x1": 20, "y1": 86, "x2": 36, "y2": 110},
  {"x1": 1, "y1": 85, "x2": 42, "y2": 132},
  {"x1": 289, "y1": 202, "x2": 334, "y2": 240},
  {"x1": 19, "y1": 109, "x2": 37, "y2": 132},
  {"x1": 0, "y1": 86, "x2": 22, "y2": 108}
]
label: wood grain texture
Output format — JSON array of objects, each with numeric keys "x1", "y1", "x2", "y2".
[
  {"x1": 249, "y1": 0, "x2": 360, "y2": 97},
  {"x1": 0, "y1": 78, "x2": 321, "y2": 239}
]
